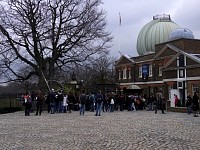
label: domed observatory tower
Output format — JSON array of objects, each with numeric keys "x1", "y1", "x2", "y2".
[
  {"x1": 137, "y1": 14, "x2": 180, "y2": 56},
  {"x1": 168, "y1": 28, "x2": 195, "y2": 41}
]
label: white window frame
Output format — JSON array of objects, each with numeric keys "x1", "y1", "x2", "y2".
[
  {"x1": 159, "y1": 66, "x2": 162, "y2": 76},
  {"x1": 139, "y1": 66, "x2": 142, "y2": 78},
  {"x1": 149, "y1": 64, "x2": 152, "y2": 77},
  {"x1": 128, "y1": 69, "x2": 131, "y2": 79},
  {"x1": 179, "y1": 69, "x2": 184, "y2": 78},
  {"x1": 118, "y1": 70, "x2": 121, "y2": 79},
  {"x1": 123, "y1": 67, "x2": 127, "y2": 79}
]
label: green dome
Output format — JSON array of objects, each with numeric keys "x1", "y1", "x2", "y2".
[{"x1": 137, "y1": 15, "x2": 181, "y2": 56}]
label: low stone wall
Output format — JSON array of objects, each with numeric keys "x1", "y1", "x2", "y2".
[{"x1": 168, "y1": 107, "x2": 187, "y2": 113}]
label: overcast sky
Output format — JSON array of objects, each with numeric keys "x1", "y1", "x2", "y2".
[{"x1": 101, "y1": 0, "x2": 200, "y2": 58}]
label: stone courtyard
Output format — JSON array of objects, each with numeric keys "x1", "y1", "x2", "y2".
[{"x1": 0, "y1": 110, "x2": 199, "y2": 150}]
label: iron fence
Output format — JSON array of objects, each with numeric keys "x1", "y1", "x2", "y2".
[{"x1": 0, "y1": 93, "x2": 23, "y2": 113}]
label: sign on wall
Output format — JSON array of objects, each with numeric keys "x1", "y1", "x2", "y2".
[{"x1": 142, "y1": 64, "x2": 149, "y2": 80}]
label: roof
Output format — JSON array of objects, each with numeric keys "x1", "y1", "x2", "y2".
[
  {"x1": 137, "y1": 15, "x2": 180, "y2": 56},
  {"x1": 168, "y1": 28, "x2": 194, "y2": 41},
  {"x1": 127, "y1": 84, "x2": 141, "y2": 89},
  {"x1": 132, "y1": 53, "x2": 155, "y2": 63},
  {"x1": 115, "y1": 54, "x2": 135, "y2": 66},
  {"x1": 163, "y1": 44, "x2": 200, "y2": 68}
]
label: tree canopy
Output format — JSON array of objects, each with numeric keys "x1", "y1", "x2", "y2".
[{"x1": 0, "y1": 0, "x2": 112, "y2": 90}]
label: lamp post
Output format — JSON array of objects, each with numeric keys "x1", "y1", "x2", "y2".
[{"x1": 69, "y1": 72, "x2": 78, "y2": 95}]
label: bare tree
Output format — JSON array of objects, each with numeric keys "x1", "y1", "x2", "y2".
[
  {"x1": 70, "y1": 55, "x2": 116, "y2": 92},
  {"x1": 0, "y1": 0, "x2": 112, "y2": 90},
  {"x1": 92, "y1": 55, "x2": 116, "y2": 84}
]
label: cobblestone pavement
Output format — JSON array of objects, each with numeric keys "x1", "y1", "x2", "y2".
[{"x1": 0, "y1": 110, "x2": 200, "y2": 150}]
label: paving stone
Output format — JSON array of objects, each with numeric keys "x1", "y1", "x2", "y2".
[{"x1": 0, "y1": 110, "x2": 199, "y2": 149}]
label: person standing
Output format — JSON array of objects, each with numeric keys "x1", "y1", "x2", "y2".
[
  {"x1": 62, "y1": 93, "x2": 68, "y2": 113},
  {"x1": 79, "y1": 90, "x2": 86, "y2": 115},
  {"x1": 68, "y1": 92, "x2": 75, "y2": 113},
  {"x1": 186, "y1": 93, "x2": 193, "y2": 115},
  {"x1": 35, "y1": 91, "x2": 44, "y2": 116},
  {"x1": 89, "y1": 93, "x2": 95, "y2": 112},
  {"x1": 192, "y1": 92, "x2": 199, "y2": 117},
  {"x1": 131, "y1": 95, "x2": 136, "y2": 111},
  {"x1": 95, "y1": 90, "x2": 103, "y2": 116},
  {"x1": 110, "y1": 97, "x2": 115, "y2": 112},
  {"x1": 174, "y1": 94, "x2": 179, "y2": 107},
  {"x1": 46, "y1": 89, "x2": 56, "y2": 113},
  {"x1": 23, "y1": 92, "x2": 31, "y2": 116},
  {"x1": 148, "y1": 94, "x2": 154, "y2": 111},
  {"x1": 31, "y1": 91, "x2": 36, "y2": 112},
  {"x1": 57, "y1": 90, "x2": 64, "y2": 113},
  {"x1": 155, "y1": 91, "x2": 165, "y2": 114},
  {"x1": 119, "y1": 94, "x2": 124, "y2": 111}
]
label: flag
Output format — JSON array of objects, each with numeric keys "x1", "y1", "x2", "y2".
[{"x1": 119, "y1": 13, "x2": 121, "y2": 26}]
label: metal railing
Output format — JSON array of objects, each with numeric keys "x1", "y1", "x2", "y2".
[{"x1": 0, "y1": 93, "x2": 23, "y2": 113}]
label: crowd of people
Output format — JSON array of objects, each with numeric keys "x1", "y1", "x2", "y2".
[{"x1": 21, "y1": 89, "x2": 199, "y2": 117}]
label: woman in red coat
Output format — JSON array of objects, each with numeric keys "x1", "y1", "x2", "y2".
[{"x1": 174, "y1": 94, "x2": 179, "y2": 107}]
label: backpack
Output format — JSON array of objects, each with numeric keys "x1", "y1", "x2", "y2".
[
  {"x1": 80, "y1": 94, "x2": 86, "y2": 104},
  {"x1": 96, "y1": 94, "x2": 103, "y2": 103}
]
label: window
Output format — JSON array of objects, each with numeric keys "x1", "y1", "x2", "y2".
[
  {"x1": 192, "y1": 84, "x2": 199, "y2": 94},
  {"x1": 149, "y1": 64, "x2": 152, "y2": 77},
  {"x1": 128, "y1": 69, "x2": 131, "y2": 79},
  {"x1": 118, "y1": 70, "x2": 121, "y2": 79},
  {"x1": 139, "y1": 66, "x2": 142, "y2": 78},
  {"x1": 159, "y1": 66, "x2": 162, "y2": 76},
  {"x1": 179, "y1": 54, "x2": 185, "y2": 67},
  {"x1": 179, "y1": 69, "x2": 185, "y2": 78},
  {"x1": 123, "y1": 67, "x2": 127, "y2": 79}
]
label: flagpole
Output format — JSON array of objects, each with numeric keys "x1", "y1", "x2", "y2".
[{"x1": 119, "y1": 12, "x2": 121, "y2": 55}]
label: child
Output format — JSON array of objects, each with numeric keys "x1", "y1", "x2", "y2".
[{"x1": 62, "y1": 93, "x2": 68, "y2": 113}]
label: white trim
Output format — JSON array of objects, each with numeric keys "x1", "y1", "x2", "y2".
[
  {"x1": 119, "y1": 82, "x2": 135, "y2": 86},
  {"x1": 128, "y1": 70, "x2": 131, "y2": 79},
  {"x1": 159, "y1": 66, "x2": 163, "y2": 76},
  {"x1": 149, "y1": 64, "x2": 153, "y2": 77},
  {"x1": 163, "y1": 76, "x2": 200, "y2": 82},
  {"x1": 123, "y1": 67, "x2": 127, "y2": 79},
  {"x1": 134, "y1": 81, "x2": 164, "y2": 85},
  {"x1": 118, "y1": 71, "x2": 121, "y2": 79},
  {"x1": 119, "y1": 78, "x2": 200, "y2": 86},
  {"x1": 139, "y1": 66, "x2": 142, "y2": 78}
]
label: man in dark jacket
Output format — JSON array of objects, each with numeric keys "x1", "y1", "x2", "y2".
[
  {"x1": 46, "y1": 89, "x2": 56, "y2": 114},
  {"x1": 186, "y1": 93, "x2": 193, "y2": 114},
  {"x1": 193, "y1": 92, "x2": 199, "y2": 117},
  {"x1": 95, "y1": 90, "x2": 103, "y2": 116},
  {"x1": 79, "y1": 90, "x2": 86, "y2": 115},
  {"x1": 155, "y1": 91, "x2": 165, "y2": 114}
]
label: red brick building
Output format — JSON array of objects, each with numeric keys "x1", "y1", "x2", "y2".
[{"x1": 115, "y1": 15, "x2": 200, "y2": 107}]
